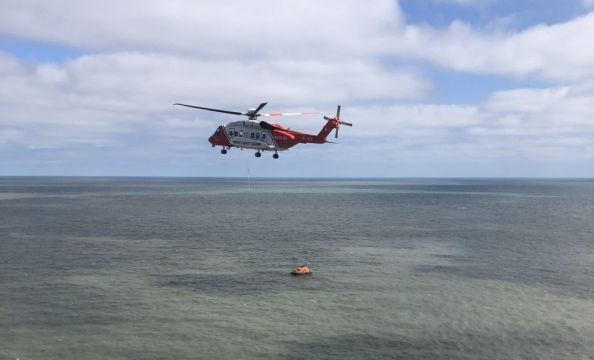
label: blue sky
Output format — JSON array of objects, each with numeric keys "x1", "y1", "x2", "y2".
[
  {"x1": 0, "y1": 36, "x2": 84, "y2": 63},
  {"x1": 401, "y1": 0, "x2": 589, "y2": 29},
  {"x1": 1, "y1": 0, "x2": 593, "y2": 177}
]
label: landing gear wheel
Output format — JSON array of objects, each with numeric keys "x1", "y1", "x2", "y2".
[
  {"x1": 221, "y1": 149, "x2": 227, "y2": 154},
  {"x1": 273, "y1": 153, "x2": 279, "y2": 159},
  {"x1": 255, "y1": 152, "x2": 261, "y2": 158}
]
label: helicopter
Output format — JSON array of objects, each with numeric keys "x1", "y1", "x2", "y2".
[{"x1": 174, "y1": 102, "x2": 352, "y2": 159}]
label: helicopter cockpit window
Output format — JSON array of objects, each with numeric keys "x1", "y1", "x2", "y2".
[{"x1": 214, "y1": 128, "x2": 221, "y2": 136}]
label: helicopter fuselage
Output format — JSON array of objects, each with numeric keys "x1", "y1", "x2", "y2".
[{"x1": 208, "y1": 120, "x2": 325, "y2": 153}]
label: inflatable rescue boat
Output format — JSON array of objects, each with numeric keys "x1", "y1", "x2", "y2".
[{"x1": 291, "y1": 264, "x2": 312, "y2": 276}]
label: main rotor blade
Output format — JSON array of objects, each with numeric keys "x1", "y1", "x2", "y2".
[
  {"x1": 252, "y1": 102, "x2": 268, "y2": 116},
  {"x1": 262, "y1": 112, "x2": 319, "y2": 117},
  {"x1": 174, "y1": 103, "x2": 243, "y2": 116}
]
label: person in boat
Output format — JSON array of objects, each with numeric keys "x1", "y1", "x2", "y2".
[{"x1": 292, "y1": 264, "x2": 311, "y2": 275}]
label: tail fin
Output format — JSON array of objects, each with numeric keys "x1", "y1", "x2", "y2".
[
  {"x1": 317, "y1": 105, "x2": 352, "y2": 141},
  {"x1": 317, "y1": 118, "x2": 339, "y2": 140}
]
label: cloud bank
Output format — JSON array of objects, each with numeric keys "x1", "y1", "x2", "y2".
[{"x1": 0, "y1": 0, "x2": 593, "y2": 176}]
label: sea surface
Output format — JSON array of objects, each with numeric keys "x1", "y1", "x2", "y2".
[{"x1": 1, "y1": 177, "x2": 594, "y2": 359}]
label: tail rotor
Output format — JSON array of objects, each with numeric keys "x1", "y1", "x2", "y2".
[{"x1": 324, "y1": 105, "x2": 352, "y2": 138}]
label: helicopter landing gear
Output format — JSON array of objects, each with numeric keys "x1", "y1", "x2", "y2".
[
  {"x1": 221, "y1": 148, "x2": 227, "y2": 154},
  {"x1": 273, "y1": 153, "x2": 279, "y2": 159},
  {"x1": 255, "y1": 152, "x2": 261, "y2": 158}
]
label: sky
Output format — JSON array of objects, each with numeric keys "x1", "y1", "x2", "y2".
[{"x1": 1, "y1": 0, "x2": 593, "y2": 177}]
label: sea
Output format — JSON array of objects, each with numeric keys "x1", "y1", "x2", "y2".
[{"x1": 1, "y1": 177, "x2": 594, "y2": 359}]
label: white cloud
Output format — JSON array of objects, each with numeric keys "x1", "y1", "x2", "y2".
[
  {"x1": 336, "y1": 82, "x2": 594, "y2": 166},
  {"x1": 397, "y1": 12, "x2": 594, "y2": 81},
  {"x1": 1, "y1": 1, "x2": 594, "y2": 176},
  {"x1": 2, "y1": 50, "x2": 593, "y2": 175},
  {"x1": 0, "y1": 0, "x2": 402, "y2": 60},
  {"x1": 0, "y1": 52, "x2": 22, "y2": 74},
  {"x1": 0, "y1": 51, "x2": 429, "y2": 150},
  {"x1": 2, "y1": 1, "x2": 593, "y2": 82},
  {"x1": 466, "y1": 85, "x2": 594, "y2": 161}
]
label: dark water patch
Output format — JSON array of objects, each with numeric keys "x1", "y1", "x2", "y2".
[
  {"x1": 413, "y1": 264, "x2": 467, "y2": 276},
  {"x1": 2, "y1": 279, "x2": 133, "y2": 328},
  {"x1": 282, "y1": 330, "x2": 590, "y2": 360},
  {"x1": 154, "y1": 272, "x2": 291, "y2": 296},
  {"x1": 430, "y1": 253, "x2": 474, "y2": 262},
  {"x1": 153, "y1": 270, "x2": 362, "y2": 296},
  {"x1": 412, "y1": 258, "x2": 594, "y2": 300}
]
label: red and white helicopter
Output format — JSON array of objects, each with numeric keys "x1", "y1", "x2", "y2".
[{"x1": 174, "y1": 102, "x2": 352, "y2": 159}]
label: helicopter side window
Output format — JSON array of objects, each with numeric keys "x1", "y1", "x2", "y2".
[
  {"x1": 234, "y1": 130, "x2": 238, "y2": 137},
  {"x1": 250, "y1": 132, "x2": 255, "y2": 139},
  {"x1": 229, "y1": 128, "x2": 235, "y2": 137},
  {"x1": 239, "y1": 130, "x2": 243, "y2": 137},
  {"x1": 262, "y1": 133, "x2": 266, "y2": 140},
  {"x1": 255, "y1": 133, "x2": 260, "y2": 140}
]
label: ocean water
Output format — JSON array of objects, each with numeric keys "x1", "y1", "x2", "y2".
[{"x1": 1, "y1": 177, "x2": 594, "y2": 359}]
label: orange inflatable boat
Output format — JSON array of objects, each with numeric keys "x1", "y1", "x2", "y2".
[{"x1": 291, "y1": 264, "x2": 312, "y2": 276}]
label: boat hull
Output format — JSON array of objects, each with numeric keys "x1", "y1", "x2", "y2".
[{"x1": 291, "y1": 271, "x2": 312, "y2": 276}]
